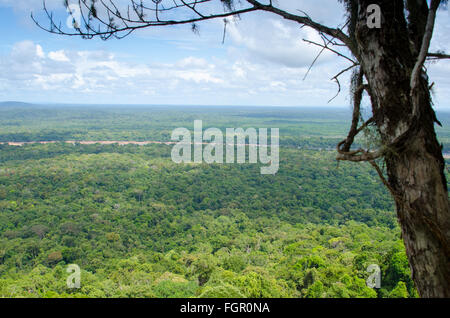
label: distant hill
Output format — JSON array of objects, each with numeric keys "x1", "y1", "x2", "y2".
[{"x1": 0, "y1": 101, "x2": 35, "y2": 107}]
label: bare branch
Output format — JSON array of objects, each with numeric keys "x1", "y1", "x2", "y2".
[
  {"x1": 302, "y1": 39, "x2": 356, "y2": 64},
  {"x1": 369, "y1": 160, "x2": 399, "y2": 198},
  {"x1": 327, "y1": 63, "x2": 359, "y2": 103},
  {"x1": 245, "y1": 0, "x2": 355, "y2": 55},
  {"x1": 342, "y1": 69, "x2": 364, "y2": 152},
  {"x1": 336, "y1": 148, "x2": 384, "y2": 162},
  {"x1": 427, "y1": 52, "x2": 450, "y2": 60},
  {"x1": 32, "y1": 0, "x2": 261, "y2": 39},
  {"x1": 410, "y1": 0, "x2": 441, "y2": 91},
  {"x1": 302, "y1": 21, "x2": 353, "y2": 82}
]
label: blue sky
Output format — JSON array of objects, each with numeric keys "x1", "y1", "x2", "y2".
[{"x1": 0, "y1": 0, "x2": 449, "y2": 107}]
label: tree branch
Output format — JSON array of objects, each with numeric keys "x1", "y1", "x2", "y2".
[
  {"x1": 32, "y1": 0, "x2": 261, "y2": 39},
  {"x1": 302, "y1": 38, "x2": 356, "y2": 64},
  {"x1": 410, "y1": 0, "x2": 441, "y2": 91},
  {"x1": 245, "y1": 0, "x2": 356, "y2": 56},
  {"x1": 427, "y1": 52, "x2": 450, "y2": 60},
  {"x1": 336, "y1": 148, "x2": 384, "y2": 162}
]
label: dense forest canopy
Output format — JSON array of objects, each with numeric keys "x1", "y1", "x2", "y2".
[{"x1": 1, "y1": 105, "x2": 449, "y2": 298}]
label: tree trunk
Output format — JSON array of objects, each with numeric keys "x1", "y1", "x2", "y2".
[
  {"x1": 387, "y1": 123, "x2": 450, "y2": 297},
  {"x1": 355, "y1": 1, "x2": 450, "y2": 297}
]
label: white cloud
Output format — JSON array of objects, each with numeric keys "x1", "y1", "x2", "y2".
[
  {"x1": 0, "y1": 1, "x2": 449, "y2": 107},
  {"x1": 10, "y1": 40, "x2": 44, "y2": 63},
  {"x1": 0, "y1": 39, "x2": 351, "y2": 105},
  {"x1": 48, "y1": 50, "x2": 69, "y2": 62},
  {"x1": 226, "y1": 15, "x2": 338, "y2": 68},
  {"x1": 36, "y1": 44, "x2": 45, "y2": 58},
  {"x1": 176, "y1": 57, "x2": 210, "y2": 69}
]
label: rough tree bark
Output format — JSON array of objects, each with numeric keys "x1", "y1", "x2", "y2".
[{"x1": 354, "y1": 0, "x2": 450, "y2": 297}]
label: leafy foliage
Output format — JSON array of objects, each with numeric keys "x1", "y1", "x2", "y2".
[{"x1": 1, "y1": 105, "x2": 444, "y2": 297}]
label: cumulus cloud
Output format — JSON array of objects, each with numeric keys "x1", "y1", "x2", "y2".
[
  {"x1": 48, "y1": 50, "x2": 70, "y2": 62},
  {"x1": 227, "y1": 17, "x2": 336, "y2": 68},
  {"x1": 0, "y1": 0, "x2": 449, "y2": 107},
  {"x1": 0, "y1": 41, "x2": 226, "y2": 99},
  {"x1": 0, "y1": 38, "x2": 350, "y2": 105}
]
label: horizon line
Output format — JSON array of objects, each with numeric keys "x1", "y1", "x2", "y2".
[
  {"x1": 0, "y1": 101, "x2": 349, "y2": 108},
  {"x1": 2, "y1": 101, "x2": 450, "y2": 110}
]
